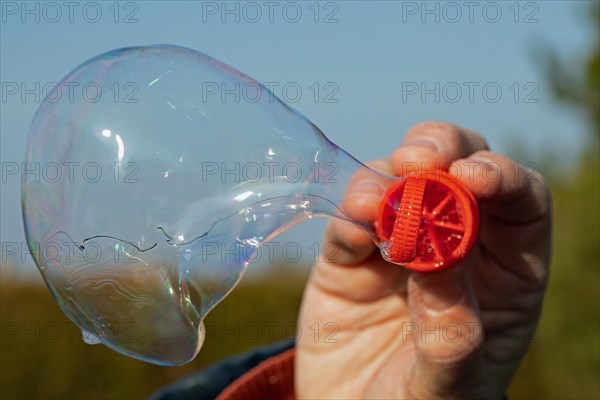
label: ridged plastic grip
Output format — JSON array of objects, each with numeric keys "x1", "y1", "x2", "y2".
[{"x1": 389, "y1": 177, "x2": 426, "y2": 263}]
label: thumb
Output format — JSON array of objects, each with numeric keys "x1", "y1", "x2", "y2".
[{"x1": 406, "y1": 266, "x2": 485, "y2": 399}]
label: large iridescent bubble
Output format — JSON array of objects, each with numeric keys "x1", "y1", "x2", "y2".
[{"x1": 21, "y1": 45, "x2": 394, "y2": 365}]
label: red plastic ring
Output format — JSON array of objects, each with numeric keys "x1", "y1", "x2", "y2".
[{"x1": 376, "y1": 170, "x2": 479, "y2": 272}]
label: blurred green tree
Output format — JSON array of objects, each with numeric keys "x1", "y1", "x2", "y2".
[
  {"x1": 543, "y1": 2, "x2": 599, "y2": 138},
  {"x1": 508, "y1": 3, "x2": 599, "y2": 399}
]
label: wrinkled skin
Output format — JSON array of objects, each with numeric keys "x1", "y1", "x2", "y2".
[{"x1": 296, "y1": 122, "x2": 552, "y2": 399}]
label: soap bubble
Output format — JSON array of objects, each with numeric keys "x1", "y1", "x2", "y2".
[{"x1": 22, "y1": 45, "x2": 386, "y2": 365}]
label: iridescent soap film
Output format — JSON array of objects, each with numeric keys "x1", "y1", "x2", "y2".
[{"x1": 22, "y1": 45, "x2": 392, "y2": 365}]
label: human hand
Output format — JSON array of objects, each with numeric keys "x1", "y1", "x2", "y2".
[{"x1": 295, "y1": 122, "x2": 552, "y2": 399}]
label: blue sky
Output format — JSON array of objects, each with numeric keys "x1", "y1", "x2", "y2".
[{"x1": 0, "y1": 0, "x2": 595, "y2": 277}]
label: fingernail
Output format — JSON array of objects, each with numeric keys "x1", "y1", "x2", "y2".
[
  {"x1": 416, "y1": 270, "x2": 464, "y2": 312},
  {"x1": 403, "y1": 138, "x2": 439, "y2": 152},
  {"x1": 467, "y1": 155, "x2": 492, "y2": 166}
]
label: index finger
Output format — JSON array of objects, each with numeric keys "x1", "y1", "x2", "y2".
[{"x1": 392, "y1": 121, "x2": 489, "y2": 175}]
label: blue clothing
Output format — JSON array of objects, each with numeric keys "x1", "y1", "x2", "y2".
[{"x1": 149, "y1": 341, "x2": 294, "y2": 400}]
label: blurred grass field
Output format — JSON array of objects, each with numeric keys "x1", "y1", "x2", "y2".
[{"x1": 0, "y1": 267, "x2": 309, "y2": 399}]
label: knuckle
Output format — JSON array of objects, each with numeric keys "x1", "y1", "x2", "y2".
[
  {"x1": 406, "y1": 121, "x2": 459, "y2": 145},
  {"x1": 422, "y1": 329, "x2": 483, "y2": 367}
]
